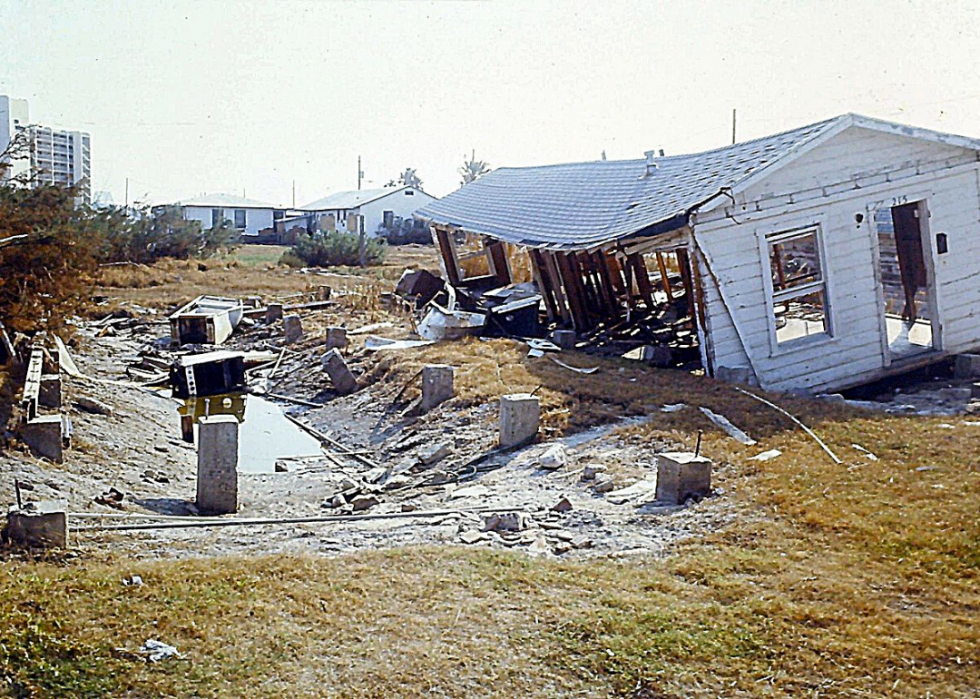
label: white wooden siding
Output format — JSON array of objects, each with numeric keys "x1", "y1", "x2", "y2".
[{"x1": 694, "y1": 126, "x2": 980, "y2": 393}]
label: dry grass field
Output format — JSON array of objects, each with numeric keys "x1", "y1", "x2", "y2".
[{"x1": 3, "y1": 246, "x2": 979, "y2": 697}]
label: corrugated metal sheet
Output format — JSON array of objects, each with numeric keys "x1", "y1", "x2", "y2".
[{"x1": 416, "y1": 117, "x2": 846, "y2": 249}]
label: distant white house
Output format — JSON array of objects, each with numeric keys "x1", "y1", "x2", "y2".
[
  {"x1": 299, "y1": 185, "x2": 436, "y2": 237},
  {"x1": 171, "y1": 194, "x2": 279, "y2": 237}
]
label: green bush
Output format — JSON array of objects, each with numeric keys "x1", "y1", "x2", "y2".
[
  {"x1": 101, "y1": 205, "x2": 236, "y2": 263},
  {"x1": 290, "y1": 230, "x2": 386, "y2": 267}
]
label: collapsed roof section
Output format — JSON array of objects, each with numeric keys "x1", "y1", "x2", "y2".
[{"x1": 415, "y1": 114, "x2": 980, "y2": 251}]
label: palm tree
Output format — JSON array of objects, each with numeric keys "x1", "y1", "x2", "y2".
[{"x1": 459, "y1": 150, "x2": 491, "y2": 185}]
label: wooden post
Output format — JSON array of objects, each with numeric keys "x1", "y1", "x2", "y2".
[
  {"x1": 530, "y1": 249, "x2": 560, "y2": 322},
  {"x1": 556, "y1": 252, "x2": 590, "y2": 331},
  {"x1": 629, "y1": 254, "x2": 655, "y2": 310},
  {"x1": 434, "y1": 227, "x2": 462, "y2": 286},
  {"x1": 656, "y1": 252, "x2": 673, "y2": 299},
  {"x1": 543, "y1": 251, "x2": 572, "y2": 324}
]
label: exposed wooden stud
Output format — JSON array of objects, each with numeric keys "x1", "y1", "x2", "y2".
[
  {"x1": 486, "y1": 240, "x2": 512, "y2": 285},
  {"x1": 434, "y1": 227, "x2": 462, "y2": 286},
  {"x1": 655, "y1": 252, "x2": 673, "y2": 299},
  {"x1": 529, "y1": 249, "x2": 560, "y2": 322},
  {"x1": 543, "y1": 251, "x2": 572, "y2": 324},
  {"x1": 556, "y1": 252, "x2": 590, "y2": 331},
  {"x1": 676, "y1": 248, "x2": 696, "y2": 322},
  {"x1": 630, "y1": 254, "x2": 655, "y2": 309}
]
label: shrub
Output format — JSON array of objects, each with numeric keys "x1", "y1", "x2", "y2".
[
  {"x1": 101, "y1": 206, "x2": 236, "y2": 263},
  {"x1": 290, "y1": 230, "x2": 386, "y2": 267}
]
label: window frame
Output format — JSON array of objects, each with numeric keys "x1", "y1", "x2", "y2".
[
  {"x1": 234, "y1": 209, "x2": 247, "y2": 230},
  {"x1": 759, "y1": 221, "x2": 834, "y2": 355}
]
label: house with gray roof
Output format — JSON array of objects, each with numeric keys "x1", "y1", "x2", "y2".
[
  {"x1": 416, "y1": 114, "x2": 980, "y2": 394},
  {"x1": 299, "y1": 185, "x2": 435, "y2": 238},
  {"x1": 169, "y1": 193, "x2": 279, "y2": 237}
]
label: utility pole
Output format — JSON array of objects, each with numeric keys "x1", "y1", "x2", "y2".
[
  {"x1": 292, "y1": 179, "x2": 296, "y2": 209},
  {"x1": 124, "y1": 177, "x2": 129, "y2": 209},
  {"x1": 731, "y1": 108, "x2": 737, "y2": 145},
  {"x1": 357, "y1": 156, "x2": 363, "y2": 190}
]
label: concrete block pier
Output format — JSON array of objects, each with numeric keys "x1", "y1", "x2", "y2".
[
  {"x1": 499, "y1": 393, "x2": 540, "y2": 447},
  {"x1": 196, "y1": 415, "x2": 239, "y2": 515}
]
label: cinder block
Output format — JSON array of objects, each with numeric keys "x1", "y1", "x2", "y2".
[
  {"x1": 283, "y1": 315, "x2": 304, "y2": 343},
  {"x1": 954, "y1": 354, "x2": 980, "y2": 379},
  {"x1": 640, "y1": 345, "x2": 673, "y2": 367},
  {"x1": 655, "y1": 451, "x2": 712, "y2": 504},
  {"x1": 499, "y1": 393, "x2": 540, "y2": 447},
  {"x1": 324, "y1": 327, "x2": 349, "y2": 351},
  {"x1": 5, "y1": 501, "x2": 68, "y2": 548},
  {"x1": 39, "y1": 374, "x2": 61, "y2": 409},
  {"x1": 715, "y1": 365, "x2": 754, "y2": 385},
  {"x1": 322, "y1": 349, "x2": 358, "y2": 395},
  {"x1": 22, "y1": 415, "x2": 64, "y2": 463},
  {"x1": 939, "y1": 386, "x2": 972, "y2": 403},
  {"x1": 196, "y1": 415, "x2": 239, "y2": 515},
  {"x1": 265, "y1": 303, "x2": 284, "y2": 324},
  {"x1": 421, "y1": 364, "x2": 454, "y2": 412},
  {"x1": 552, "y1": 329, "x2": 577, "y2": 351}
]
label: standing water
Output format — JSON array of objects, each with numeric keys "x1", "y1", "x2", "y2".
[{"x1": 178, "y1": 393, "x2": 323, "y2": 472}]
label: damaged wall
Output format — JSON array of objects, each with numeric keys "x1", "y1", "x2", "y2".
[{"x1": 693, "y1": 127, "x2": 980, "y2": 393}]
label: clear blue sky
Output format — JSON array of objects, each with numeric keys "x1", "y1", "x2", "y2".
[{"x1": 2, "y1": 0, "x2": 979, "y2": 207}]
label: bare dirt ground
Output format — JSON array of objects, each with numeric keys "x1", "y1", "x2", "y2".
[{"x1": 2, "y1": 247, "x2": 739, "y2": 561}]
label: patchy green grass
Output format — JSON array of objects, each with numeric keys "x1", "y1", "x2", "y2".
[{"x1": 4, "y1": 380, "x2": 980, "y2": 697}]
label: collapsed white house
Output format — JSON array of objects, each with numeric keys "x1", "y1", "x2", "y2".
[{"x1": 416, "y1": 113, "x2": 980, "y2": 394}]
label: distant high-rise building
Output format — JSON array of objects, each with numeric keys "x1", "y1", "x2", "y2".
[
  {"x1": 0, "y1": 95, "x2": 31, "y2": 183},
  {"x1": 0, "y1": 95, "x2": 92, "y2": 204}
]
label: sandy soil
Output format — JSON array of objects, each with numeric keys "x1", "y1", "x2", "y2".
[{"x1": 2, "y1": 308, "x2": 739, "y2": 561}]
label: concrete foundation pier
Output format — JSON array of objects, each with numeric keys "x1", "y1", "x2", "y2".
[
  {"x1": 552, "y1": 329, "x2": 577, "y2": 350},
  {"x1": 196, "y1": 415, "x2": 239, "y2": 515},
  {"x1": 22, "y1": 415, "x2": 66, "y2": 463},
  {"x1": 283, "y1": 315, "x2": 304, "y2": 343},
  {"x1": 322, "y1": 349, "x2": 358, "y2": 395},
  {"x1": 39, "y1": 374, "x2": 61, "y2": 409},
  {"x1": 421, "y1": 364, "x2": 454, "y2": 412},
  {"x1": 324, "y1": 327, "x2": 349, "y2": 351},
  {"x1": 5, "y1": 501, "x2": 68, "y2": 548},
  {"x1": 265, "y1": 303, "x2": 284, "y2": 324},
  {"x1": 499, "y1": 393, "x2": 540, "y2": 447},
  {"x1": 655, "y1": 451, "x2": 712, "y2": 504}
]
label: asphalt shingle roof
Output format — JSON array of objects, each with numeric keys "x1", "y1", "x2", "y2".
[
  {"x1": 302, "y1": 186, "x2": 423, "y2": 211},
  {"x1": 175, "y1": 193, "x2": 276, "y2": 209},
  {"x1": 415, "y1": 116, "x2": 844, "y2": 250}
]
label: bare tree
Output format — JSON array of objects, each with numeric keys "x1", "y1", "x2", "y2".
[
  {"x1": 0, "y1": 128, "x2": 33, "y2": 185},
  {"x1": 390, "y1": 168, "x2": 422, "y2": 189},
  {"x1": 459, "y1": 149, "x2": 491, "y2": 185}
]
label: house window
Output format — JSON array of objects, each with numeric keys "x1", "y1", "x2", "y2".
[
  {"x1": 234, "y1": 209, "x2": 247, "y2": 229},
  {"x1": 766, "y1": 226, "x2": 830, "y2": 346},
  {"x1": 382, "y1": 210, "x2": 394, "y2": 228},
  {"x1": 211, "y1": 208, "x2": 224, "y2": 228}
]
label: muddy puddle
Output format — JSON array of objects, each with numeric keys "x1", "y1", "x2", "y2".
[{"x1": 177, "y1": 393, "x2": 322, "y2": 473}]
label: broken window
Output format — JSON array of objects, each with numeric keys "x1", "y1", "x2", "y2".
[
  {"x1": 234, "y1": 209, "x2": 246, "y2": 229},
  {"x1": 767, "y1": 226, "x2": 830, "y2": 346}
]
